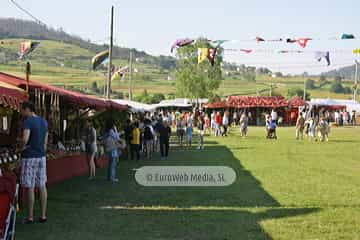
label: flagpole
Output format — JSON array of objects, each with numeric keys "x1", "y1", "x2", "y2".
[
  {"x1": 25, "y1": 61, "x2": 31, "y2": 93},
  {"x1": 129, "y1": 50, "x2": 133, "y2": 100},
  {"x1": 354, "y1": 60, "x2": 358, "y2": 101},
  {"x1": 106, "y1": 6, "x2": 114, "y2": 99}
]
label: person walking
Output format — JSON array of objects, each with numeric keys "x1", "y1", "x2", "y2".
[
  {"x1": 85, "y1": 121, "x2": 97, "y2": 180},
  {"x1": 123, "y1": 119, "x2": 133, "y2": 160},
  {"x1": 215, "y1": 111, "x2": 222, "y2": 136},
  {"x1": 130, "y1": 121, "x2": 141, "y2": 160},
  {"x1": 239, "y1": 113, "x2": 249, "y2": 137},
  {"x1": 222, "y1": 111, "x2": 229, "y2": 137},
  {"x1": 197, "y1": 116, "x2": 205, "y2": 150},
  {"x1": 296, "y1": 112, "x2": 305, "y2": 140},
  {"x1": 159, "y1": 120, "x2": 171, "y2": 160},
  {"x1": 20, "y1": 101, "x2": 48, "y2": 223},
  {"x1": 104, "y1": 120, "x2": 121, "y2": 183},
  {"x1": 143, "y1": 119, "x2": 155, "y2": 160}
]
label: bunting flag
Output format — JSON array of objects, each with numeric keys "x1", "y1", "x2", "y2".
[
  {"x1": 211, "y1": 40, "x2": 228, "y2": 47},
  {"x1": 18, "y1": 41, "x2": 40, "y2": 59},
  {"x1": 240, "y1": 49, "x2": 253, "y2": 54},
  {"x1": 277, "y1": 50, "x2": 304, "y2": 54},
  {"x1": 198, "y1": 48, "x2": 209, "y2": 64},
  {"x1": 297, "y1": 38, "x2": 312, "y2": 48},
  {"x1": 353, "y1": 49, "x2": 360, "y2": 54},
  {"x1": 207, "y1": 48, "x2": 217, "y2": 66},
  {"x1": 341, "y1": 34, "x2": 355, "y2": 39},
  {"x1": 171, "y1": 38, "x2": 194, "y2": 53},
  {"x1": 255, "y1": 37, "x2": 265, "y2": 43},
  {"x1": 314, "y1": 51, "x2": 331, "y2": 66},
  {"x1": 91, "y1": 50, "x2": 109, "y2": 70},
  {"x1": 111, "y1": 66, "x2": 129, "y2": 81}
]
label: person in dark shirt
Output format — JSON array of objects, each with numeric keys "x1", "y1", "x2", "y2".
[
  {"x1": 123, "y1": 119, "x2": 133, "y2": 160},
  {"x1": 20, "y1": 101, "x2": 48, "y2": 224},
  {"x1": 159, "y1": 120, "x2": 171, "y2": 160}
]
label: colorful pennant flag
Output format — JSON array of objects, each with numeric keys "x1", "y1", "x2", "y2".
[
  {"x1": 314, "y1": 51, "x2": 331, "y2": 66},
  {"x1": 91, "y1": 50, "x2": 109, "y2": 70},
  {"x1": 240, "y1": 49, "x2": 253, "y2": 54},
  {"x1": 207, "y1": 48, "x2": 217, "y2": 66},
  {"x1": 19, "y1": 41, "x2": 40, "y2": 59},
  {"x1": 171, "y1": 38, "x2": 194, "y2": 53},
  {"x1": 353, "y1": 49, "x2": 360, "y2": 54},
  {"x1": 341, "y1": 34, "x2": 355, "y2": 39},
  {"x1": 198, "y1": 48, "x2": 209, "y2": 64}
]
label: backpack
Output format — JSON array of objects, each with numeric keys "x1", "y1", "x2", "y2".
[{"x1": 144, "y1": 126, "x2": 153, "y2": 140}]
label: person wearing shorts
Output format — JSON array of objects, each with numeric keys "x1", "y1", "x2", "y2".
[{"x1": 20, "y1": 101, "x2": 48, "y2": 224}]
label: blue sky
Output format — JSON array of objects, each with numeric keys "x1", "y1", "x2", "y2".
[{"x1": 1, "y1": 0, "x2": 359, "y2": 74}]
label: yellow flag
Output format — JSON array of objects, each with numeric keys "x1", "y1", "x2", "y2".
[
  {"x1": 198, "y1": 48, "x2": 208, "y2": 64},
  {"x1": 353, "y1": 49, "x2": 360, "y2": 54}
]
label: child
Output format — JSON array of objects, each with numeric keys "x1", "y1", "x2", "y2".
[{"x1": 186, "y1": 123, "x2": 193, "y2": 147}]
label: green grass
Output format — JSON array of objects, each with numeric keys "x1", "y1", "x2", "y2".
[{"x1": 15, "y1": 127, "x2": 360, "y2": 239}]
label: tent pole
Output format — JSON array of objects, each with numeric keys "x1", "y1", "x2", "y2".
[{"x1": 106, "y1": 6, "x2": 114, "y2": 99}]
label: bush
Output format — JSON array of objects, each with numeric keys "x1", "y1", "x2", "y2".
[
  {"x1": 287, "y1": 88, "x2": 310, "y2": 100},
  {"x1": 330, "y1": 82, "x2": 344, "y2": 93},
  {"x1": 305, "y1": 79, "x2": 316, "y2": 89}
]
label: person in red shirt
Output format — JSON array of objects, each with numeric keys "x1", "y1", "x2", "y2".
[{"x1": 215, "y1": 112, "x2": 222, "y2": 136}]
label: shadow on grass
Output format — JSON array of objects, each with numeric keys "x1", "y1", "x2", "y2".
[{"x1": 16, "y1": 140, "x2": 320, "y2": 240}]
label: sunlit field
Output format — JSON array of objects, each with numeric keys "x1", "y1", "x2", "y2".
[{"x1": 16, "y1": 126, "x2": 360, "y2": 240}]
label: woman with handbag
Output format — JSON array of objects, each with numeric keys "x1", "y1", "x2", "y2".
[{"x1": 103, "y1": 120, "x2": 120, "y2": 183}]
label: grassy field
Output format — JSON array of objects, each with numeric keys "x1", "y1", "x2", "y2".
[{"x1": 15, "y1": 127, "x2": 360, "y2": 240}]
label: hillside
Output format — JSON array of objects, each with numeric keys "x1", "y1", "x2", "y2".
[{"x1": 0, "y1": 18, "x2": 176, "y2": 69}]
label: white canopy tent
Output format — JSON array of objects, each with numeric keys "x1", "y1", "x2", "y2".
[
  {"x1": 154, "y1": 98, "x2": 208, "y2": 108},
  {"x1": 111, "y1": 99, "x2": 156, "y2": 113},
  {"x1": 309, "y1": 98, "x2": 360, "y2": 114}
]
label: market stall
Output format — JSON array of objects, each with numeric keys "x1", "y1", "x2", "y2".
[
  {"x1": 287, "y1": 96, "x2": 307, "y2": 125},
  {"x1": 0, "y1": 72, "x2": 128, "y2": 206},
  {"x1": 0, "y1": 81, "x2": 28, "y2": 239}
]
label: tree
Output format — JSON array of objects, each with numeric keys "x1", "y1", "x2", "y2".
[
  {"x1": 330, "y1": 82, "x2": 344, "y2": 93},
  {"x1": 287, "y1": 88, "x2": 310, "y2": 100},
  {"x1": 91, "y1": 81, "x2": 99, "y2": 93},
  {"x1": 305, "y1": 79, "x2": 316, "y2": 90},
  {"x1": 334, "y1": 75, "x2": 343, "y2": 83},
  {"x1": 175, "y1": 38, "x2": 222, "y2": 99},
  {"x1": 319, "y1": 75, "x2": 327, "y2": 87}
]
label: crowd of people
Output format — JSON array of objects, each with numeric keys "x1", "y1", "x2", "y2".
[{"x1": 17, "y1": 100, "x2": 358, "y2": 225}]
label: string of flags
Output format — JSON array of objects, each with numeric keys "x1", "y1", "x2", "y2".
[
  {"x1": 91, "y1": 50, "x2": 109, "y2": 70},
  {"x1": 18, "y1": 41, "x2": 40, "y2": 59},
  {"x1": 171, "y1": 33, "x2": 358, "y2": 67}
]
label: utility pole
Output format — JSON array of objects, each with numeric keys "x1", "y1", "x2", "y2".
[
  {"x1": 303, "y1": 78, "x2": 306, "y2": 100},
  {"x1": 354, "y1": 60, "x2": 358, "y2": 101},
  {"x1": 128, "y1": 50, "x2": 133, "y2": 100},
  {"x1": 106, "y1": 6, "x2": 114, "y2": 99},
  {"x1": 25, "y1": 61, "x2": 31, "y2": 93}
]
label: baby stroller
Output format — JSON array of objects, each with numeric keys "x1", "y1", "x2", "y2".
[{"x1": 267, "y1": 120, "x2": 277, "y2": 139}]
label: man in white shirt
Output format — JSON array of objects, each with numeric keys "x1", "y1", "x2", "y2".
[{"x1": 271, "y1": 109, "x2": 278, "y2": 122}]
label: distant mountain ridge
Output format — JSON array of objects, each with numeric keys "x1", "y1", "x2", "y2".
[
  {"x1": 0, "y1": 18, "x2": 175, "y2": 69},
  {"x1": 321, "y1": 64, "x2": 356, "y2": 79}
]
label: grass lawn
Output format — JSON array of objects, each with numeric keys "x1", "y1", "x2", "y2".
[{"x1": 15, "y1": 127, "x2": 360, "y2": 240}]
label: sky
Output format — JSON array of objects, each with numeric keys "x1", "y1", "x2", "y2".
[{"x1": 1, "y1": 0, "x2": 360, "y2": 74}]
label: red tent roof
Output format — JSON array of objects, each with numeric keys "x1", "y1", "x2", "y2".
[
  {"x1": 288, "y1": 96, "x2": 306, "y2": 108},
  {"x1": 0, "y1": 72, "x2": 127, "y2": 111},
  {"x1": 227, "y1": 96, "x2": 288, "y2": 108},
  {"x1": 0, "y1": 81, "x2": 28, "y2": 110},
  {"x1": 204, "y1": 100, "x2": 228, "y2": 109}
]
